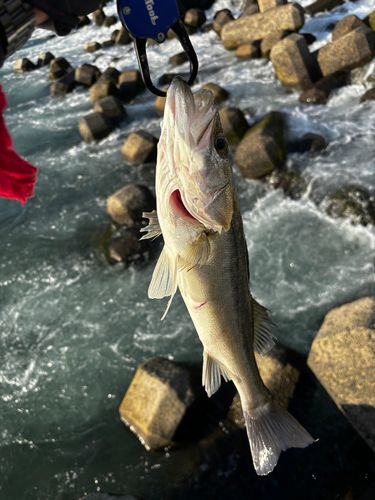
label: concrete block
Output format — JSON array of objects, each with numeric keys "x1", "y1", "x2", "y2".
[
  {"x1": 221, "y1": 3, "x2": 305, "y2": 50},
  {"x1": 122, "y1": 130, "x2": 158, "y2": 166},
  {"x1": 79, "y1": 112, "x2": 115, "y2": 142},
  {"x1": 107, "y1": 184, "x2": 155, "y2": 226},
  {"x1": 270, "y1": 33, "x2": 321, "y2": 90},
  {"x1": 317, "y1": 27, "x2": 375, "y2": 78}
]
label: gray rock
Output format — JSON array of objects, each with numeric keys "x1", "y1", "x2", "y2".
[
  {"x1": 268, "y1": 167, "x2": 307, "y2": 199},
  {"x1": 106, "y1": 184, "x2": 155, "y2": 226},
  {"x1": 241, "y1": 0, "x2": 258, "y2": 8},
  {"x1": 118, "y1": 70, "x2": 145, "y2": 102},
  {"x1": 169, "y1": 52, "x2": 189, "y2": 66},
  {"x1": 213, "y1": 9, "x2": 234, "y2": 35},
  {"x1": 324, "y1": 185, "x2": 375, "y2": 226},
  {"x1": 184, "y1": 8, "x2": 206, "y2": 28},
  {"x1": 155, "y1": 94, "x2": 167, "y2": 117},
  {"x1": 76, "y1": 15, "x2": 90, "y2": 28},
  {"x1": 332, "y1": 15, "x2": 367, "y2": 42},
  {"x1": 299, "y1": 71, "x2": 349, "y2": 104},
  {"x1": 92, "y1": 9, "x2": 106, "y2": 26},
  {"x1": 36, "y1": 52, "x2": 54, "y2": 68},
  {"x1": 119, "y1": 356, "x2": 201, "y2": 450},
  {"x1": 201, "y1": 21, "x2": 214, "y2": 33},
  {"x1": 260, "y1": 29, "x2": 291, "y2": 58},
  {"x1": 90, "y1": 81, "x2": 120, "y2": 103},
  {"x1": 79, "y1": 112, "x2": 115, "y2": 142},
  {"x1": 221, "y1": 3, "x2": 305, "y2": 50},
  {"x1": 258, "y1": 0, "x2": 287, "y2": 13},
  {"x1": 111, "y1": 29, "x2": 120, "y2": 41},
  {"x1": 219, "y1": 106, "x2": 249, "y2": 145},
  {"x1": 102, "y1": 39, "x2": 114, "y2": 47},
  {"x1": 305, "y1": 0, "x2": 344, "y2": 16},
  {"x1": 75, "y1": 63, "x2": 101, "y2": 86},
  {"x1": 14, "y1": 58, "x2": 36, "y2": 73},
  {"x1": 287, "y1": 132, "x2": 327, "y2": 153},
  {"x1": 122, "y1": 130, "x2": 158, "y2": 166},
  {"x1": 50, "y1": 71, "x2": 76, "y2": 97},
  {"x1": 93, "y1": 96, "x2": 126, "y2": 121},
  {"x1": 115, "y1": 27, "x2": 131, "y2": 45},
  {"x1": 201, "y1": 82, "x2": 229, "y2": 104},
  {"x1": 236, "y1": 41, "x2": 261, "y2": 59},
  {"x1": 317, "y1": 27, "x2": 374, "y2": 78},
  {"x1": 104, "y1": 15, "x2": 117, "y2": 27},
  {"x1": 48, "y1": 57, "x2": 71, "y2": 80},
  {"x1": 270, "y1": 33, "x2": 321, "y2": 90},
  {"x1": 361, "y1": 87, "x2": 375, "y2": 102},
  {"x1": 299, "y1": 87, "x2": 328, "y2": 104},
  {"x1": 100, "y1": 67, "x2": 121, "y2": 84},
  {"x1": 235, "y1": 111, "x2": 286, "y2": 178},
  {"x1": 242, "y1": 4, "x2": 260, "y2": 16},
  {"x1": 84, "y1": 41, "x2": 102, "y2": 53},
  {"x1": 108, "y1": 231, "x2": 144, "y2": 264},
  {"x1": 308, "y1": 297, "x2": 375, "y2": 454}
]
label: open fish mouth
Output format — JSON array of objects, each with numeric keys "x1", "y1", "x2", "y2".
[
  {"x1": 170, "y1": 189, "x2": 202, "y2": 225},
  {"x1": 170, "y1": 181, "x2": 231, "y2": 232}
]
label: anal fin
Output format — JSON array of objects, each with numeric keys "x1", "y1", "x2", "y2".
[
  {"x1": 252, "y1": 298, "x2": 277, "y2": 357},
  {"x1": 202, "y1": 350, "x2": 232, "y2": 398}
]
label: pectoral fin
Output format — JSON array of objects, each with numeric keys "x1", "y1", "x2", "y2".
[
  {"x1": 148, "y1": 246, "x2": 177, "y2": 320},
  {"x1": 202, "y1": 350, "x2": 232, "y2": 397},
  {"x1": 179, "y1": 232, "x2": 211, "y2": 271},
  {"x1": 140, "y1": 210, "x2": 162, "y2": 240},
  {"x1": 252, "y1": 298, "x2": 277, "y2": 357}
]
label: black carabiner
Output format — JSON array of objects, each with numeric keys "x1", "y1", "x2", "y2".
[
  {"x1": 134, "y1": 21, "x2": 198, "y2": 97},
  {"x1": 117, "y1": 0, "x2": 199, "y2": 97}
]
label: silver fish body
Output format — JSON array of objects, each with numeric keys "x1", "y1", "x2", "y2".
[{"x1": 142, "y1": 76, "x2": 313, "y2": 475}]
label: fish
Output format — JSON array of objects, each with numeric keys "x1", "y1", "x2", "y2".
[{"x1": 141, "y1": 76, "x2": 314, "y2": 475}]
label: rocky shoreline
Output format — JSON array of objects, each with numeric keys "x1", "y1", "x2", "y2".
[
  {"x1": 12, "y1": 0, "x2": 375, "y2": 240},
  {"x1": 4, "y1": 0, "x2": 375, "y2": 498}
]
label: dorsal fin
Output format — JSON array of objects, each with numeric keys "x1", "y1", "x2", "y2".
[
  {"x1": 252, "y1": 298, "x2": 277, "y2": 357},
  {"x1": 148, "y1": 246, "x2": 177, "y2": 320},
  {"x1": 202, "y1": 350, "x2": 232, "y2": 398},
  {"x1": 179, "y1": 232, "x2": 211, "y2": 271},
  {"x1": 140, "y1": 210, "x2": 162, "y2": 240}
]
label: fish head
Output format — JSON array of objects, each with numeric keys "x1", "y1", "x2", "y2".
[{"x1": 157, "y1": 76, "x2": 234, "y2": 233}]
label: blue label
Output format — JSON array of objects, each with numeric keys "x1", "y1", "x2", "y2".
[{"x1": 118, "y1": 0, "x2": 180, "y2": 42}]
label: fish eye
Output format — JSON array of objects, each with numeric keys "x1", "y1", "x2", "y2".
[{"x1": 214, "y1": 136, "x2": 228, "y2": 155}]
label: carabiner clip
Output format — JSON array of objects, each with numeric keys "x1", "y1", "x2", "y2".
[{"x1": 117, "y1": 0, "x2": 199, "y2": 97}]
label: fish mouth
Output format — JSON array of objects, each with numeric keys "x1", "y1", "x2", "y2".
[
  {"x1": 170, "y1": 190, "x2": 202, "y2": 225},
  {"x1": 167, "y1": 76, "x2": 216, "y2": 147},
  {"x1": 170, "y1": 182, "x2": 231, "y2": 232}
]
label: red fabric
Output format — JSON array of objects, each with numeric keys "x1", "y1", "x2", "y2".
[{"x1": 0, "y1": 85, "x2": 38, "y2": 205}]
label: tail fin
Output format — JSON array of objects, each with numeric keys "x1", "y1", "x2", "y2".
[{"x1": 243, "y1": 400, "x2": 314, "y2": 476}]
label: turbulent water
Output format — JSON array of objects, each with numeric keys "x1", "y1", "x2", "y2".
[{"x1": 1, "y1": 1, "x2": 375, "y2": 499}]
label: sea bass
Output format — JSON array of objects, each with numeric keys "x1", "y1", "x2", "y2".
[{"x1": 141, "y1": 76, "x2": 313, "y2": 475}]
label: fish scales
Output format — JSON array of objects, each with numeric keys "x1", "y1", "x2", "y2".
[{"x1": 141, "y1": 76, "x2": 314, "y2": 475}]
